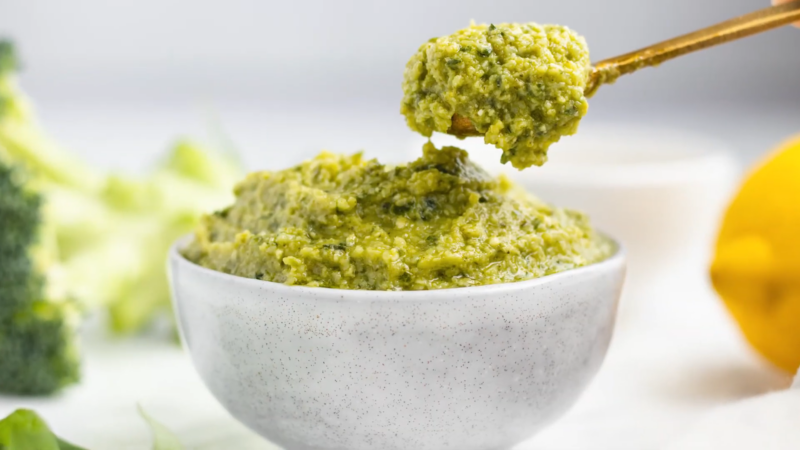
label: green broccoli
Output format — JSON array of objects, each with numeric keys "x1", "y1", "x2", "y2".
[
  {"x1": 0, "y1": 162, "x2": 80, "y2": 395},
  {"x1": 0, "y1": 39, "x2": 241, "y2": 394}
]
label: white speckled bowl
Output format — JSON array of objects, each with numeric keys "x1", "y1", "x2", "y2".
[{"x1": 169, "y1": 238, "x2": 626, "y2": 450}]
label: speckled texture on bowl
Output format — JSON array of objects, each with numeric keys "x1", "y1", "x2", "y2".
[{"x1": 169, "y1": 237, "x2": 625, "y2": 450}]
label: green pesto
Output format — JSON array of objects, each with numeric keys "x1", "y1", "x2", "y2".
[
  {"x1": 183, "y1": 143, "x2": 612, "y2": 290},
  {"x1": 401, "y1": 22, "x2": 591, "y2": 169}
]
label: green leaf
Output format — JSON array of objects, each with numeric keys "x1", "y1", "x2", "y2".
[
  {"x1": 0, "y1": 409, "x2": 59, "y2": 450},
  {"x1": 56, "y1": 437, "x2": 90, "y2": 450},
  {"x1": 137, "y1": 405, "x2": 184, "y2": 450},
  {"x1": 0, "y1": 409, "x2": 88, "y2": 450}
]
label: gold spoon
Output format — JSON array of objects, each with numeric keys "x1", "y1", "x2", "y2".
[{"x1": 449, "y1": 0, "x2": 800, "y2": 137}]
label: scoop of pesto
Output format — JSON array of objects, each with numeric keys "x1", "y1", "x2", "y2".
[
  {"x1": 401, "y1": 23, "x2": 591, "y2": 170},
  {"x1": 183, "y1": 143, "x2": 612, "y2": 290}
]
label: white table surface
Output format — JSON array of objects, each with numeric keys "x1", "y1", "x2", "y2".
[
  {"x1": 1, "y1": 103, "x2": 797, "y2": 449},
  {"x1": 0, "y1": 272, "x2": 790, "y2": 450}
]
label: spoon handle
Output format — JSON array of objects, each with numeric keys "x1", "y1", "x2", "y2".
[{"x1": 585, "y1": 0, "x2": 800, "y2": 97}]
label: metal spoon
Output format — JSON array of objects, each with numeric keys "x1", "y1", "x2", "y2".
[{"x1": 449, "y1": 0, "x2": 800, "y2": 137}]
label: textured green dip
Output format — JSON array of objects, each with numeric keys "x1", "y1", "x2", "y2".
[
  {"x1": 401, "y1": 22, "x2": 591, "y2": 169},
  {"x1": 183, "y1": 143, "x2": 612, "y2": 290}
]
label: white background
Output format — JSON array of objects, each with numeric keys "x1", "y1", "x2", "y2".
[
  {"x1": 1, "y1": 0, "x2": 799, "y2": 172},
  {"x1": 1, "y1": 1, "x2": 799, "y2": 448}
]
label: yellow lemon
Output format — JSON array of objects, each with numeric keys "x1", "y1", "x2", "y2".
[{"x1": 711, "y1": 135, "x2": 800, "y2": 372}]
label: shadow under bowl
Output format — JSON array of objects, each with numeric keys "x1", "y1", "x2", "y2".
[{"x1": 168, "y1": 236, "x2": 626, "y2": 450}]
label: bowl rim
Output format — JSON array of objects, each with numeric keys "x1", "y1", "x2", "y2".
[{"x1": 170, "y1": 234, "x2": 625, "y2": 302}]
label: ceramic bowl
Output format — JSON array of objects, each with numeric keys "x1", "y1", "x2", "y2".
[{"x1": 168, "y1": 237, "x2": 626, "y2": 450}]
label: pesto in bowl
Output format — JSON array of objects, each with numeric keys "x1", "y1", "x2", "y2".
[
  {"x1": 183, "y1": 143, "x2": 612, "y2": 290},
  {"x1": 401, "y1": 22, "x2": 591, "y2": 169}
]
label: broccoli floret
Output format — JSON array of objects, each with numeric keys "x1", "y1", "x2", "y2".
[
  {"x1": 0, "y1": 40, "x2": 80, "y2": 395},
  {"x1": 0, "y1": 302, "x2": 80, "y2": 396},
  {"x1": 0, "y1": 39, "x2": 240, "y2": 382},
  {"x1": 0, "y1": 162, "x2": 80, "y2": 395}
]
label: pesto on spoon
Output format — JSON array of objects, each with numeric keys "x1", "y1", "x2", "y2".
[
  {"x1": 401, "y1": 22, "x2": 590, "y2": 170},
  {"x1": 403, "y1": 3, "x2": 800, "y2": 169}
]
